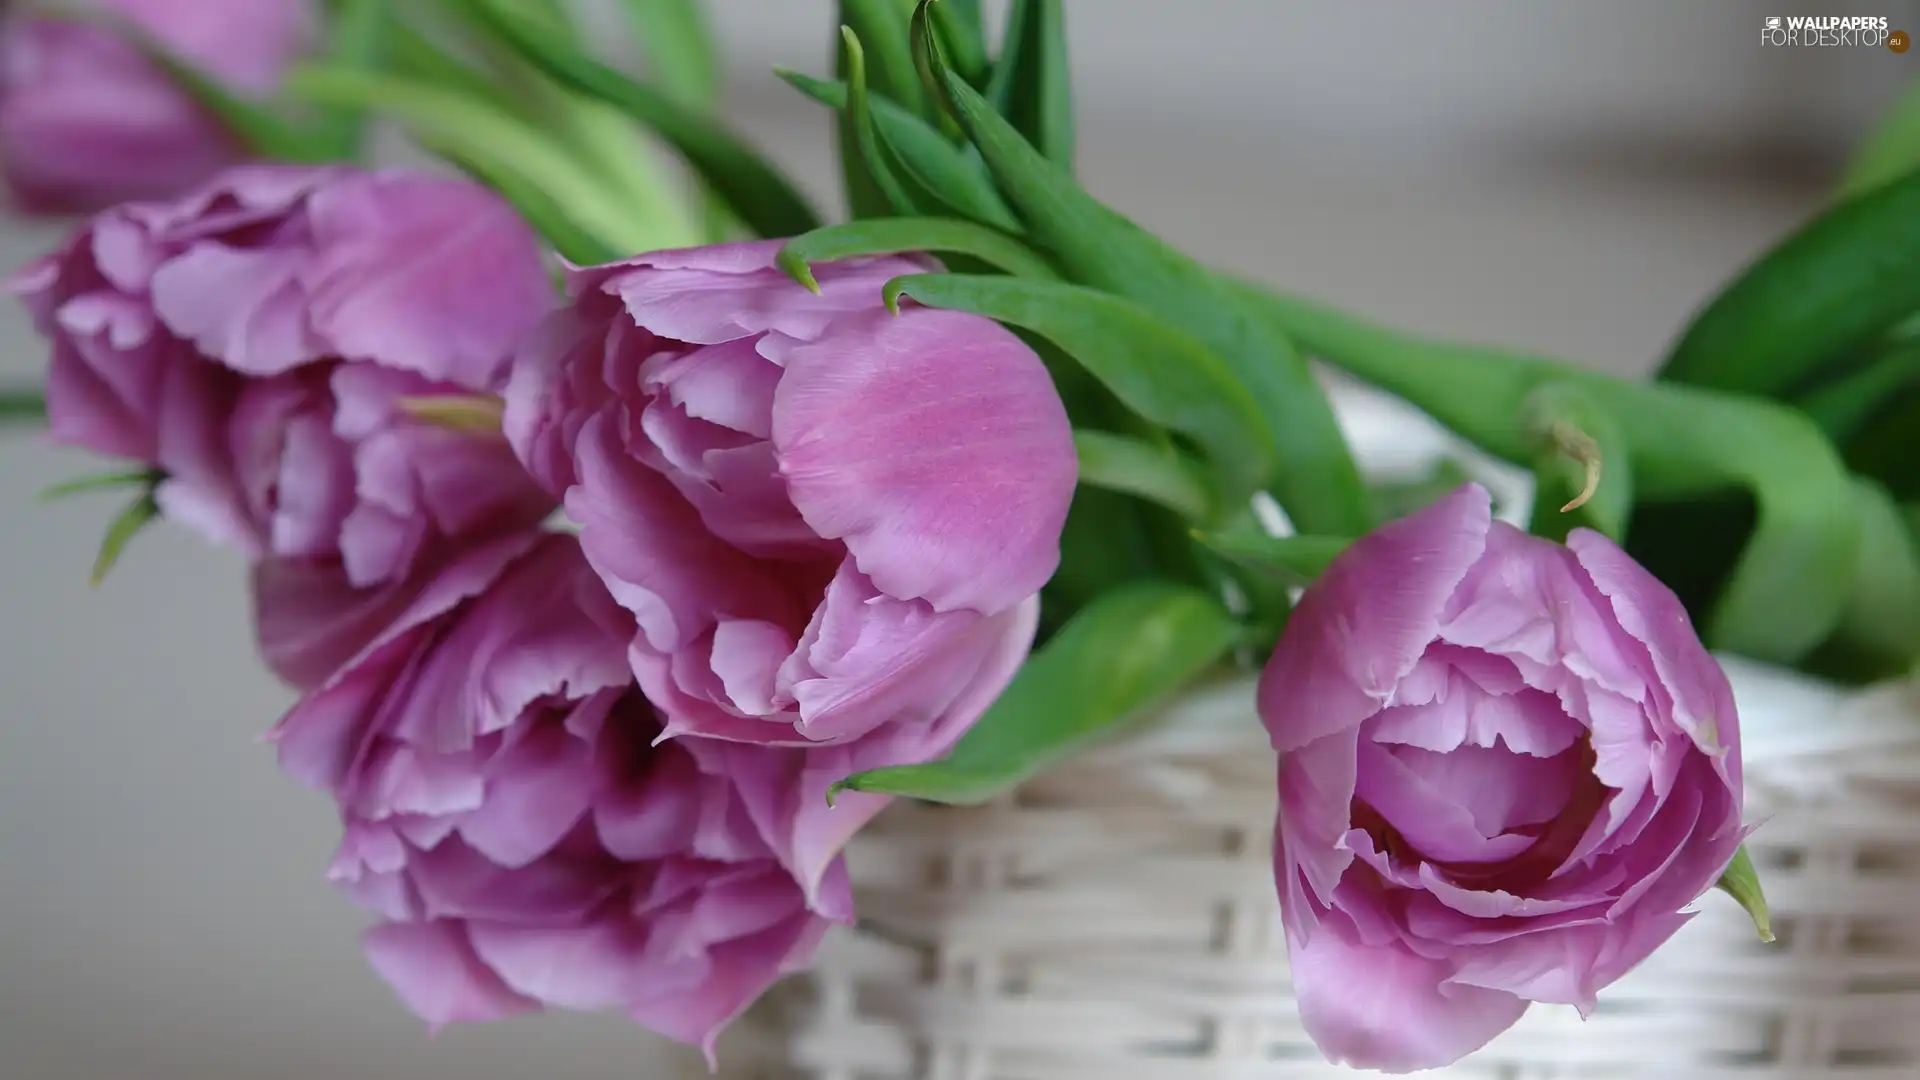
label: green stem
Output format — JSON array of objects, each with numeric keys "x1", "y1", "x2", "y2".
[{"x1": 1233, "y1": 283, "x2": 1860, "y2": 667}]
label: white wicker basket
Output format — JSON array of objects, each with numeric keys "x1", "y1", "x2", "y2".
[{"x1": 722, "y1": 386, "x2": 1920, "y2": 1080}]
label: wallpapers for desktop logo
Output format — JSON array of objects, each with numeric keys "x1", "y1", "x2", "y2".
[{"x1": 1761, "y1": 14, "x2": 1905, "y2": 49}]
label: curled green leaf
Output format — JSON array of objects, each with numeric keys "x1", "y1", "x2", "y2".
[
  {"x1": 830, "y1": 582, "x2": 1239, "y2": 805},
  {"x1": 838, "y1": 0, "x2": 928, "y2": 121},
  {"x1": 885, "y1": 272, "x2": 1274, "y2": 502},
  {"x1": 776, "y1": 217, "x2": 1055, "y2": 293},
  {"x1": 839, "y1": 26, "x2": 925, "y2": 216}
]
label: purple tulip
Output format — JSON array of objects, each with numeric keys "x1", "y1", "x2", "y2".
[
  {"x1": 261, "y1": 532, "x2": 886, "y2": 1058},
  {"x1": 504, "y1": 240, "x2": 1076, "y2": 758},
  {"x1": 1260, "y1": 483, "x2": 1746, "y2": 1072},
  {"x1": 0, "y1": 0, "x2": 313, "y2": 215},
  {"x1": 17, "y1": 164, "x2": 557, "y2": 637}
]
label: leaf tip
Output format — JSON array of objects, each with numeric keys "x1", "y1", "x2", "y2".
[
  {"x1": 881, "y1": 277, "x2": 910, "y2": 315},
  {"x1": 1716, "y1": 844, "x2": 1774, "y2": 945},
  {"x1": 825, "y1": 780, "x2": 853, "y2": 808},
  {"x1": 775, "y1": 247, "x2": 823, "y2": 294},
  {"x1": 89, "y1": 490, "x2": 160, "y2": 587}
]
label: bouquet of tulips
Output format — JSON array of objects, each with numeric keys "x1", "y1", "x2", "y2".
[{"x1": 9, "y1": 0, "x2": 1920, "y2": 1073}]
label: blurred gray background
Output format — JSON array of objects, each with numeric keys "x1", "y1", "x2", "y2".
[{"x1": 2, "y1": 1, "x2": 1914, "y2": 1077}]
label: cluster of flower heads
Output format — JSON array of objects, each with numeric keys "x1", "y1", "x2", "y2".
[
  {"x1": 7, "y1": 3, "x2": 1752, "y2": 1071},
  {"x1": 20, "y1": 160, "x2": 1078, "y2": 1056}
]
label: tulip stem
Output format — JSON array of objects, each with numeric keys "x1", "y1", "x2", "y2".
[{"x1": 1230, "y1": 282, "x2": 1862, "y2": 667}]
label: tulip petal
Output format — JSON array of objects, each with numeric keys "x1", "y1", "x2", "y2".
[
  {"x1": 568, "y1": 410, "x2": 810, "y2": 653},
  {"x1": 786, "y1": 557, "x2": 1014, "y2": 744},
  {"x1": 786, "y1": 595, "x2": 1041, "y2": 909},
  {"x1": 252, "y1": 528, "x2": 539, "y2": 691},
  {"x1": 598, "y1": 242, "x2": 926, "y2": 346},
  {"x1": 1569, "y1": 528, "x2": 1742, "y2": 797},
  {"x1": 774, "y1": 307, "x2": 1075, "y2": 615},
  {"x1": 303, "y1": 172, "x2": 553, "y2": 386},
  {"x1": 149, "y1": 242, "x2": 323, "y2": 375},
  {"x1": 1261, "y1": 483, "x2": 1492, "y2": 753},
  {"x1": 1291, "y1": 907, "x2": 1529, "y2": 1073},
  {"x1": 1276, "y1": 730, "x2": 1362, "y2": 918},
  {"x1": 629, "y1": 913, "x2": 835, "y2": 1066},
  {"x1": 361, "y1": 920, "x2": 541, "y2": 1029},
  {"x1": 455, "y1": 723, "x2": 597, "y2": 868},
  {"x1": 466, "y1": 918, "x2": 652, "y2": 1012}
]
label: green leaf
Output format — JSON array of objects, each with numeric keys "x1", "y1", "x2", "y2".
[
  {"x1": 1659, "y1": 168, "x2": 1920, "y2": 397},
  {"x1": 103, "y1": 17, "x2": 333, "y2": 162},
  {"x1": 429, "y1": 140, "x2": 624, "y2": 266},
  {"x1": 909, "y1": 4, "x2": 1372, "y2": 537},
  {"x1": 831, "y1": 582, "x2": 1238, "y2": 804},
  {"x1": 0, "y1": 387, "x2": 46, "y2": 423},
  {"x1": 1191, "y1": 532, "x2": 1348, "y2": 587},
  {"x1": 1371, "y1": 458, "x2": 1479, "y2": 521},
  {"x1": 384, "y1": 11, "x2": 529, "y2": 118},
  {"x1": 1716, "y1": 845, "x2": 1774, "y2": 943},
  {"x1": 1806, "y1": 478, "x2": 1920, "y2": 682},
  {"x1": 1043, "y1": 488, "x2": 1161, "y2": 632},
  {"x1": 777, "y1": 217, "x2": 1056, "y2": 291},
  {"x1": 616, "y1": 0, "x2": 720, "y2": 106},
  {"x1": 91, "y1": 490, "x2": 161, "y2": 587},
  {"x1": 1839, "y1": 79, "x2": 1920, "y2": 199},
  {"x1": 1073, "y1": 430, "x2": 1213, "y2": 521},
  {"x1": 835, "y1": 0, "x2": 930, "y2": 217},
  {"x1": 1234, "y1": 283, "x2": 1862, "y2": 667},
  {"x1": 286, "y1": 66, "x2": 654, "y2": 256},
  {"x1": 840, "y1": 27, "x2": 928, "y2": 216},
  {"x1": 1798, "y1": 337, "x2": 1920, "y2": 443},
  {"x1": 885, "y1": 272, "x2": 1274, "y2": 503},
  {"x1": 41, "y1": 468, "x2": 162, "y2": 502},
  {"x1": 982, "y1": 0, "x2": 1073, "y2": 169},
  {"x1": 776, "y1": 70, "x2": 1022, "y2": 232},
  {"x1": 311, "y1": 0, "x2": 389, "y2": 160},
  {"x1": 837, "y1": 0, "x2": 928, "y2": 119},
  {"x1": 929, "y1": 0, "x2": 987, "y2": 85},
  {"x1": 466, "y1": 0, "x2": 822, "y2": 239}
]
